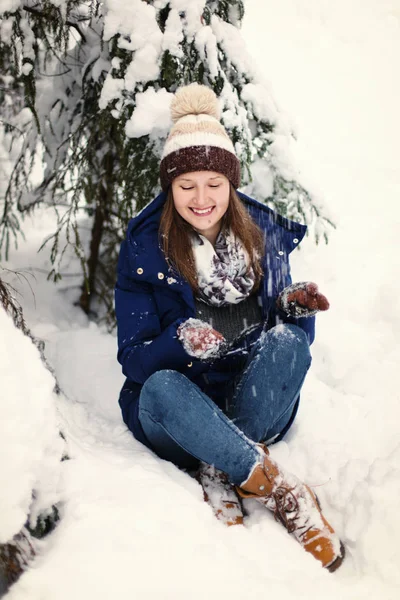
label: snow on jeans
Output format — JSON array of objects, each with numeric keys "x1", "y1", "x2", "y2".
[{"x1": 138, "y1": 324, "x2": 311, "y2": 485}]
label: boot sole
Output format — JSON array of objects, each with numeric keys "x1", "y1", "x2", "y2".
[
  {"x1": 326, "y1": 542, "x2": 346, "y2": 573},
  {"x1": 312, "y1": 492, "x2": 346, "y2": 573}
]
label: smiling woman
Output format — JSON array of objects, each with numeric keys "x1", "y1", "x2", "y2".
[
  {"x1": 115, "y1": 83, "x2": 344, "y2": 572},
  {"x1": 161, "y1": 171, "x2": 264, "y2": 293}
]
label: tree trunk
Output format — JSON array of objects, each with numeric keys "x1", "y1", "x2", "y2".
[
  {"x1": 79, "y1": 153, "x2": 113, "y2": 314},
  {"x1": 79, "y1": 199, "x2": 106, "y2": 314}
]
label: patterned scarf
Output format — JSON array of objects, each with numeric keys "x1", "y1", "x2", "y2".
[{"x1": 192, "y1": 229, "x2": 255, "y2": 307}]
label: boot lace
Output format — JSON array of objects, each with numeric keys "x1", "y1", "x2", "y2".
[{"x1": 272, "y1": 486, "x2": 312, "y2": 537}]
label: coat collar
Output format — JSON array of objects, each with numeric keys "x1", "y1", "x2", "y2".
[{"x1": 127, "y1": 190, "x2": 307, "y2": 253}]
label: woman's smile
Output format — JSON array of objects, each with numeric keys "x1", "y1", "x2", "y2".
[{"x1": 190, "y1": 206, "x2": 215, "y2": 216}]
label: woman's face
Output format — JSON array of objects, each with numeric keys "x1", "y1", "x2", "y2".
[{"x1": 171, "y1": 171, "x2": 230, "y2": 245}]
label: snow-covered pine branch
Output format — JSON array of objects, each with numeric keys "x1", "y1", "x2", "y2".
[{"x1": 0, "y1": 0, "x2": 334, "y2": 323}]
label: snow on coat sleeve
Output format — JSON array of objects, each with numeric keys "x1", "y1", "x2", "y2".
[
  {"x1": 273, "y1": 248, "x2": 316, "y2": 345},
  {"x1": 242, "y1": 193, "x2": 316, "y2": 345},
  {"x1": 115, "y1": 243, "x2": 193, "y2": 384},
  {"x1": 278, "y1": 299, "x2": 316, "y2": 345}
]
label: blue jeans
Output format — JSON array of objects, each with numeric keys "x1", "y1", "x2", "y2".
[{"x1": 138, "y1": 324, "x2": 311, "y2": 485}]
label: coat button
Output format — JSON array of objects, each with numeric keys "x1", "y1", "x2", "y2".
[
  {"x1": 158, "y1": 272, "x2": 165, "y2": 280},
  {"x1": 137, "y1": 268, "x2": 144, "y2": 274},
  {"x1": 293, "y1": 238, "x2": 299, "y2": 244},
  {"x1": 187, "y1": 362, "x2": 193, "y2": 368},
  {"x1": 278, "y1": 251, "x2": 284, "y2": 256}
]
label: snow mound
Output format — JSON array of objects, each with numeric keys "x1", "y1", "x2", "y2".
[{"x1": 0, "y1": 308, "x2": 64, "y2": 543}]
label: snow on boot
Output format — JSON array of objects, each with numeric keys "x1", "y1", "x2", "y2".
[
  {"x1": 197, "y1": 462, "x2": 244, "y2": 526},
  {"x1": 236, "y1": 448, "x2": 345, "y2": 571}
]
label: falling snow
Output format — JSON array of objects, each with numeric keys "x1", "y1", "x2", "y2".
[{"x1": 1, "y1": 1, "x2": 400, "y2": 599}]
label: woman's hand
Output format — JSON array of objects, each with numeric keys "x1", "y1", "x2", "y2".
[
  {"x1": 277, "y1": 282, "x2": 330, "y2": 318},
  {"x1": 178, "y1": 318, "x2": 226, "y2": 360}
]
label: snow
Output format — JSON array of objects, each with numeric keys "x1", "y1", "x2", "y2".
[
  {"x1": 0, "y1": 1, "x2": 20, "y2": 15},
  {"x1": 1, "y1": 0, "x2": 400, "y2": 599},
  {"x1": 0, "y1": 308, "x2": 64, "y2": 543},
  {"x1": 21, "y1": 63, "x2": 33, "y2": 76},
  {"x1": 161, "y1": 9, "x2": 184, "y2": 58},
  {"x1": 124, "y1": 43, "x2": 160, "y2": 88},
  {"x1": 195, "y1": 25, "x2": 220, "y2": 79},
  {"x1": 98, "y1": 76, "x2": 124, "y2": 110},
  {"x1": 102, "y1": 0, "x2": 160, "y2": 43},
  {"x1": 241, "y1": 83, "x2": 280, "y2": 127},
  {"x1": 125, "y1": 87, "x2": 173, "y2": 138},
  {"x1": 100, "y1": 0, "x2": 163, "y2": 108}
]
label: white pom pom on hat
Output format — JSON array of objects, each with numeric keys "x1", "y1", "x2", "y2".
[
  {"x1": 170, "y1": 83, "x2": 221, "y2": 123},
  {"x1": 160, "y1": 83, "x2": 240, "y2": 190}
]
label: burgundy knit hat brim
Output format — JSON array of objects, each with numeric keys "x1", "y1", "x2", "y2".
[{"x1": 160, "y1": 145, "x2": 240, "y2": 191}]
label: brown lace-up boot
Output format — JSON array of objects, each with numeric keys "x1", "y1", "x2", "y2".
[
  {"x1": 236, "y1": 447, "x2": 345, "y2": 572},
  {"x1": 197, "y1": 462, "x2": 244, "y2": 526}
]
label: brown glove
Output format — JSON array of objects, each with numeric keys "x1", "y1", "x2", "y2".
[{"x1": 277, "y1": 282, "x2": 330, "y2": 318}]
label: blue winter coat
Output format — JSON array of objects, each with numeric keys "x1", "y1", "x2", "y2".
[{"x1": 115, "y1": 191, "x2": 315, "y2": 449}]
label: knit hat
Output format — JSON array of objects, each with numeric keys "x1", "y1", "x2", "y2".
[{"x1": 160, "y1": 83, "x2": 241, "y2": 191}]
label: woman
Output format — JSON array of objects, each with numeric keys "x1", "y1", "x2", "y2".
[{"x1": 115, "y1": 84, "x2": 345, "y2": 571}]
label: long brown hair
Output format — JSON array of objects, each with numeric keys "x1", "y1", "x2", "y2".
[{"x1": 159, "y1": 184, "x2": 265, "y2": 293}]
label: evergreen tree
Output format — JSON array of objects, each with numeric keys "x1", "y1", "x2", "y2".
[{"x1": 0, "y1": 0, "x2": 333, "y2": 325}]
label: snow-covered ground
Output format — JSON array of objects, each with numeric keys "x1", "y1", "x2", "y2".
[{"x1": 2, "y1": 0, "x2": 400, "y2": 598}]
